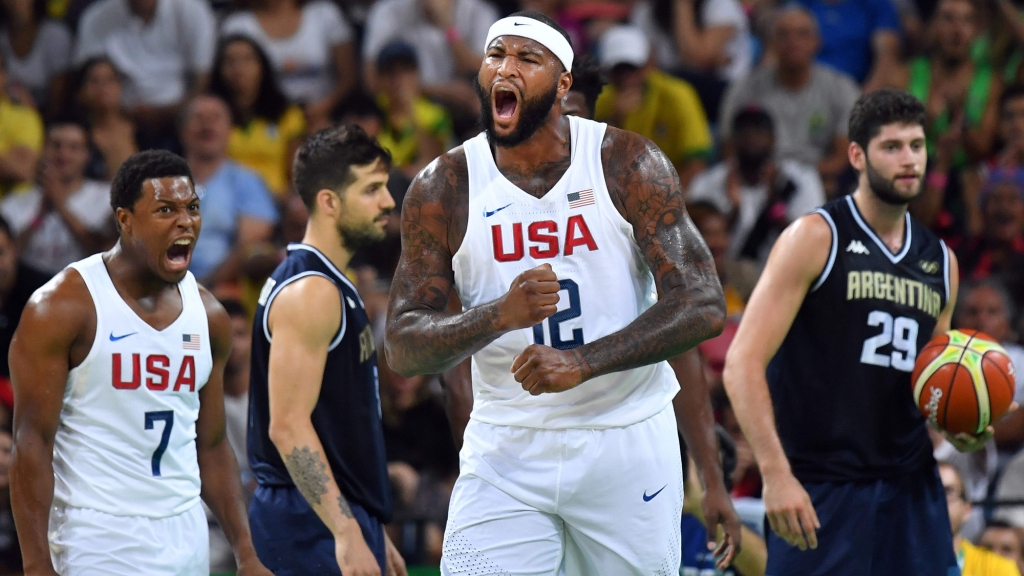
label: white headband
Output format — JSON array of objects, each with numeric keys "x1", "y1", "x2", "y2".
[{"x1": 484, "y1": 16, "x2": 574, "y2": 72}]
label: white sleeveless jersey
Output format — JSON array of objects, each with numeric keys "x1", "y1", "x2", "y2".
[
  {"x1": 52, "y1": 254, "x2": 212, "y2": 517},
  {"x1": 453, "y1": 116, "x2": 679, "y2": 429}
]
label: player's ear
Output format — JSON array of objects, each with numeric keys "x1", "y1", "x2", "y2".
[
  {"x1": 557, "y1": 69, "x2": 572, "y2": 100},
  {"x1": 849, "y1": 141, "x2": 866, "y2": 172},
  {"x1": 115, "y1": 206, "x2": 132, "y2": 235}
]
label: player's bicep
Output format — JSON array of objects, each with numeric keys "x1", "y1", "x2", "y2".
[
  {"x1": 933, "y1": 249, "x2": 960, "y2": 336},
  {"x1": 267, "y1": 278, "x2": 342, "y2": 422},
  {"x1": 728, "y1": 215, "x2": 833, "y2": 368},
  {"x1": 10, "y1": 286, "x2": 82, "y2": 440},
  {"x1": 389, "y1": 168, "x2": 457, "y2": 316},
  {"x1": 605, "y1": 130, "x2": 718, "y2": 296}
]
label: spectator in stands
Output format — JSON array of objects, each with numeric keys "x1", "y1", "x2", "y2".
[
  {"x1": 957, "y1": 170, "x2": 1024, "y2": 313},
  {"x1": 981, "y1": 0, "x2": 1024, "y2": 86},
  {"x1": 380, "y1": 361, "x2": 458, "y2": 565},
  {"x1": 208, "y1": 35, "x2": 306, "y2": 199},
  {"x1": 560, "y1": 54, "x2": 604, "y2": 120},
  {"x1": 220, "y1": 0, "x2": 356, "y2": 132},
  {"x1": 593, "y1": 25, "x2": 712, "y2": 186},
  {"x1": 74, "y1": 0, "x2": 217, "y2": 138},
  {"x1": 0, "y1": 0, "x2": 72, "y2": 118},
  {"x1": 955, "y1": 279, "x2": 1024, "y2": 453},
  {"x1": 689, "y1": 106, "x2": 825, "y2": 264},
  {"x1": 0, "y1": 50, "x2": 43, "y2": 198},
  {"x1": 208, "y1": 298, "x2": 256, "y2": 573},
  {"x1": 0, "y1": 214, "x2": 44, "y2": 574},
  {"x1": 991, "y1": 85, "x2": 1024, "y2": 172},
  {"x1": 982, "y1": 520, "x2": 1024, "y2": 575},
  {"x1": 0, "y1": 119, "x2": 115, "y2": 275},
  {"x1": 632, "y1": 0, "x2": 752, "y2": 83},
  {"x1": 334, "y1": 90, "x2": 386, "y2": 142},
  {"x1": 942, "y1": 462, "x2": 1023, "y2": 576},
  {"x1": 373, "y1": 41, "x2": 452, "y2": 178},
  {"x1": 72, "y1": 57, "x2": 140, "y2": 182},
  {"x1": 687, "y1": 201, "x2": 759, "y2": 318},
  {"x1": 180, "y1": 95, "x2": 278, "y2": 286},
  {"x1": 901, "y1": 0, "x2": 1000, "y2": 168},
  {"x1": 362, "y1": 0, "x2": 498, "y2": 125},
  {"x1": 794, "y1": 0, "x2": 901, "y2": 88},
  {"x1": 720, "y1": 6, "x2": 859, "y2": 194}
]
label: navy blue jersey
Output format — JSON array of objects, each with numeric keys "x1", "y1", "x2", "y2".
[
  {"x1": 767, "y1": 196, "x2": 951, "y2": 483},
  {"x1": 248, "y1": 244, "x2": 392, "y2": 522}
]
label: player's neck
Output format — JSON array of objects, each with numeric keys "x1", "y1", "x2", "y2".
[
  {"x1": 852, "y1": 187, "x2": 908, "y2": 248},
  {"x1": 301, "y1": 221, "x2": 353, "y2": 272},
  {"x1": 492, "y1": 113, "x2": 570, "y2": 174},
  {"x1": 104, "y1": 243, "x2": 178, "y2": 300}
]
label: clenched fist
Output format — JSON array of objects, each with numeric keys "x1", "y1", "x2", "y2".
[
  {"x1": 512, "y1": 344, "x2": 587, "y2": 395},
  {"x1": 496, "y1": 264, "x2": 561, "y2": 331}
]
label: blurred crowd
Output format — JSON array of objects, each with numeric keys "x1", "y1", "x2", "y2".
[{"x1": 0, "y1": 0, "x2": 1023, "y2": 572}]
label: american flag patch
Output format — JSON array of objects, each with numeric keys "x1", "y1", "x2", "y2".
[
  {"x1": 567, "y1": 189, "x2": 595, "y2": 209},
  {"x1": 183, "y1": 334, "x2": 200, "y2": 350}
]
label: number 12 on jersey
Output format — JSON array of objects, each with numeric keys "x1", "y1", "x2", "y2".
[
  {"x1": 861, "y1": 311, "x2": 919, "y2": 372},
  {"x1": 144, "y1": 410, "x2": 174, "y2": 476},
  {"x1": 533, "y1": 279, "x2": 584, "y2": 350}
]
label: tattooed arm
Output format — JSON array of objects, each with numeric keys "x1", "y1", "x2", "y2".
[
  {"x1": 266, "y1": 276, "x2": 380, "y2": 574},
  {"x1": 513, "y1": 129, "x2": 726, "y2": 394},
  {"x1": 385, "y1": 150, "x2": 561, "y2": 377}
]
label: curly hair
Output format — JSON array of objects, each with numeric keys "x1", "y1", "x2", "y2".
[
  {"x1": 848, "y1": 89, "x2": 927, "y2": 151},
  {"x1": 110, "y1": 150, "x2": 194, "y2": 213}
]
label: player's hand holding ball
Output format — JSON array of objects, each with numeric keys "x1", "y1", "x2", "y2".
[
  {"x1": 336, "y1": 527, "x2": 384, "y2": 576},
  {"x1": 912, "y1": 329, "x2": 1018, "y2": 453},
  {"x1": 496, "y1": 263, "x2": 561, "y2": 330}
]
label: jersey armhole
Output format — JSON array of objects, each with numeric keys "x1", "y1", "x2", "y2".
[
  {"x1": 810, "y1": 209, "x2": 838, "y2": 293},
  {"x1": 940, "y1": 239, "x2": 951, "y2": 303},
  {"x1": 262, "y1": 271, "x2": 347, "y2": 350}
]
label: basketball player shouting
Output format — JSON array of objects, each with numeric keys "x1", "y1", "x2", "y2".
[
  {"x1": 9, "y1": 151, "x2": 272, "y2": 575},
  {"x1": 724, "y1": 90, "x2": 1007, "y2": 575},
  {"x1": 386, "y1": 12, "x2": 738, "y2": 574}
]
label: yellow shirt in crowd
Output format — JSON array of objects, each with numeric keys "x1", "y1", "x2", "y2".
[
  {"x1": 594, "y1": 70, "x2": 712, "y2": 170},
  {"x1": 959, "y1": 540, "x2": 1021, "y2": 576},
  {"x1": 227, "y1": 106, "x2": 306, "y2": 198},
  {"x1": 0, "y1": 98, "x2": 44, "y2": 197},
  {"x1": 377, "y1": 96, "x2": 452, "y2": 169}
]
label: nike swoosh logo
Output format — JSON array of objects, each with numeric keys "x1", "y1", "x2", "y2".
[
  {"x1": 513, "y1": 22, "x2": 528, "y2": 26},
  {"x1": 109, "y1": 332, "x2": 137, "y2": 342},
  {"x1": 484, "y1": 203, "x2": 513, "y2": 217},
  {"x1": 643, "y1": 485, "x2": 667, "y2": 502}
]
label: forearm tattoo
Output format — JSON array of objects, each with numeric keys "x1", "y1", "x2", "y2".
[{"x1": 284, "y1": 446, "x2": 328, "y2": 506}]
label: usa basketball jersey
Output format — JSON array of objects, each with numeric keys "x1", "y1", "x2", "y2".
[
  {"x1": 249, "y1": 244, "x2": 392, "y2": 522},
  {"x1": 767, "y1": 195, "x2": 951, "y2": 482},
  {"x1": 53, "y1": 254, "x2": 212, "y2": 517},
  {"x1": 453, "y1": 116, "x2": 679, "y2": 429}
]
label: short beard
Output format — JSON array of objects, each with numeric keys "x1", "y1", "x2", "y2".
[
  {"x1": 477, "y1": 79, "x2": 559, "y2": 148},
  {"x1": 337, "y1": 215, "x2": 388, "y2": 251},
  {"x1": 865, "y1": 156, "x2": 919, "y2": 206}
]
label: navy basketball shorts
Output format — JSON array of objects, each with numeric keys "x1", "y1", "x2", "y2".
[
  {"x1": 249, "y1": 484, "x2": 386, "y2": 575},
  {"x1": 766, "y1": 465, "x2": 960, "y2": 576}
]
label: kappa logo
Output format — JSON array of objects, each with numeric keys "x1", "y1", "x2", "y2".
[
  {"x1": 846, "y1": 240, "x2": 870, "y2": 255},
  {"x1": 919, "y1": 260, "x2": 940, "y2": 274}
]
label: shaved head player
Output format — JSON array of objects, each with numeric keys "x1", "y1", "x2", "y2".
[
  {"x1": 385, "y1": 12, "x2": 739, "y2": 574},
  {"x1": 9, "y1": 150, "x2": 272, "y2": 575}
]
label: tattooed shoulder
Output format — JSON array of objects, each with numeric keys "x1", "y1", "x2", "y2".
[{"x1": 405, "y1": 146, "x2": 471, "y2": 254}]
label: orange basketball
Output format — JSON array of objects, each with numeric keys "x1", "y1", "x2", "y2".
[{"x1": 912, "y1": 330, "x2": 1017, "y2": 435}]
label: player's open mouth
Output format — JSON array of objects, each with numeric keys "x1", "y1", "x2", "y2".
[
  {"x1": 165, "y1": 238, "x2": 192, "y2": 271},
  {"x1": 493, "y1": 87, "x2": 519, "y2": 122}
]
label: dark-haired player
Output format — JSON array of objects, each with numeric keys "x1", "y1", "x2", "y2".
[
  {"x1": 723, "y1": 89, "x2": 1002, "y2": 574},
  {"x1": 9, "y1": 150, "x2": 272, "y2": 575},
  {"x1": 247, "y1": 125, "x2": 405, "y2": 576},
  {"x1": 386, "y1": 11, "x2": 737, "y2": 574},
  {"x1": 560, "y1": 54, "x2": 604, "y2": 119}
]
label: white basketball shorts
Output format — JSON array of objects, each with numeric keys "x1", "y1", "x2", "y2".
[
  {"x1": 49, "y1": 501, "x2": 209, "y2": 575},
  {"x1": 441, "y1": 402, "x2": 683, "y2": 576}
]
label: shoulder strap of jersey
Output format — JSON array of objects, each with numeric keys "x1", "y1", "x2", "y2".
[{"x1": 810, "y1": 208, "x2": 838, "y2": 292}]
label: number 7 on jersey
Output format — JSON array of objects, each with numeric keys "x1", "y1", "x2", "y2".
[{"x1": 144, "y1": 410, "x2": 174, "y2": 476}]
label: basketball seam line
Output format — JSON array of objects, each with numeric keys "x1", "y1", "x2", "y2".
[
  {"x1": 984, "y1": 351, "x2": 1015, "y2": 406},
  {"x1": 944, "y1": 333, "x2": 978, "y2": 434}
]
